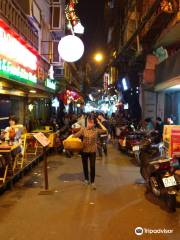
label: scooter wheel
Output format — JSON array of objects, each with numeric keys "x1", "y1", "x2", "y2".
[
  {"x1": 149, "y1": 176, "x2": 161, "y2": 197},
  {"x1": 135, "y1": 152, "x2": 141, "y2": 166},
  {"x1": 166, "y1": 194, "x2": 176, "y2": 212}
]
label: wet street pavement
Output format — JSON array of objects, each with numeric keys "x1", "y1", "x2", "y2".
[{"x1": 0, "y1": 144, "x2": 179, "y2": 240}]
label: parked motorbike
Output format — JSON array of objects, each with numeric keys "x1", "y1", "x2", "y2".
[
  {"x1": 98, "y1": 134, "x2": 108, "y2": 157},
  {"x1": 140, "y1": 156, "x2": 180, "y2": 212},
  {"x1": 131, "y1": 130, "x2": 163, "y2": 165},
  {"x1": 118, "y1": 125, "x2": 148, "y2": 164}
]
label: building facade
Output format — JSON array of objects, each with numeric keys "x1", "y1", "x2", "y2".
[
  {"x1": 0, "y1": 0, "x2": 65, "y2": 129},
  {"x1": 104, "y1": 0, "x2": 180, "y2": 123}
]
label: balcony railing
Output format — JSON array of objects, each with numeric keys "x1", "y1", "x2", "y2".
[{"x1": 0, "y1": 0, "x2": 38, "y2": 50}]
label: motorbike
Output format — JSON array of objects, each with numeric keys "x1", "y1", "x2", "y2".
[
  {"x1": 98, "y1": 133, "x2": 108, "y2": 157},
  {"x1": 130, "y1": 130, "x2": 163, "y2": 165},
  {"x1": 118, "y1": 123, "x2": 164, "y2": 165},
  {"x1": 140, "y1": 156, "x2": 180, "y2": 212},
  {"x1": 118, "y1": 124, "x2": 148, "y2": 164},
  {"x1": 135, "y1": 140, "x2": 164, "y2": 166}
]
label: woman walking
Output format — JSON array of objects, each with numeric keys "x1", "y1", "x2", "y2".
[{"x1": 73, "y1": 115, "x2": 107, "y2": 189}]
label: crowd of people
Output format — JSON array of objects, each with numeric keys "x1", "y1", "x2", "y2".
[
  {"x1": 0, "y1": 111, "x2": 176, "y2": 190},
  {"x1": 144, "y1": 116, "x2": 174, "y2": 139}
]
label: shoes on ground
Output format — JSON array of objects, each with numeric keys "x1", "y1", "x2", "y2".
[
  {"x1": 83, "y1": 180, "x2": 89, "y2": 185},
  {"x1": 91, "y1": 183, "x2": 96, "y2": 190}
]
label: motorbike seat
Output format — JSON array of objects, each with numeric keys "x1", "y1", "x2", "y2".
[{"x1": 149, "y1": 158, "x2": 170, "y2": 165}]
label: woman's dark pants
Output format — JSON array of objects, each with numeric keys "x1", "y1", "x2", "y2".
[{"x1": 82, "y1": 152, "x2": 96, "y2": 183}]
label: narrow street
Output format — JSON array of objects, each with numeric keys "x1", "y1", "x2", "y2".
[{"x1": 0, "y1": 144, "x2": 179, "y2": 240}]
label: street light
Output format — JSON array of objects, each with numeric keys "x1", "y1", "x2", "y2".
[{"x1": 94, "y1": 53, "x2": 103, "y2": 63}]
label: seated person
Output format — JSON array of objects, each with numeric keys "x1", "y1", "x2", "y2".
[
  {"x1": 0, "y1": 116, "x2": 23, "y2": 166},
  {"x1": 1, "y1": 116, "x2": 23, "y2": 142},
  {"x1": 145, "y1": 118, "x2": 154, "y2": 132}
]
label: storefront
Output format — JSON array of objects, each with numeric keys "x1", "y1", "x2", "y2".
[
  {"x1": 155, "y1": 49, "x2": 180, "y2": 124},
  {"x1": 0, "y1": 87, "x2": 27, "y2": 128},
  {"x1": 0, "y1": 19, "x2": 55, "y2": 130}
]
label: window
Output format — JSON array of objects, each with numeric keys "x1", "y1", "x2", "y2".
[
  {"x1": 52, "y1": 6, "x2": 62, "y2": 29},
  {"x1": 53, "y1": 7, "x2": 60, "y2": 28},
  {"x1": 52, "y1": 41, "x2": 59, "y2": 63},
  {"x1": 32, "y1": 1, "x2": 41, "y2": 25}
]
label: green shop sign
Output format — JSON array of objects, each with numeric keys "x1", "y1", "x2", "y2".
[
  {"x1": 0, "y1": 59, "x2": 37, "y2": 84},
  {"x1": 45, "y1": 78, "x2": 56, "y2": 90}
]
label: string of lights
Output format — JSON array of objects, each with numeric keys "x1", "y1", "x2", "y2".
[
  {"x1": 65, "y1": 0, "x2": 79, "y2": 27},
  {"x1": 65, "y1": 0, "x2": 84, "y2": 34}
]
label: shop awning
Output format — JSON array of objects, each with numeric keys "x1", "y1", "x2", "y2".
[
  {"x1": 0, "y1": 78, "x2": 54, "y2": 98},
  {"x1": 155, "y1": 76, "x2": 180, "y2": 91}
]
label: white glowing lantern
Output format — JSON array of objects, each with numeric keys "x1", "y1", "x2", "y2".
[
  {"x1": 74, "y1": 22, "x2": 84, "y2": 34},
  {"x1": 58, "y1": 35, "x2": 84, "y2": 62}
]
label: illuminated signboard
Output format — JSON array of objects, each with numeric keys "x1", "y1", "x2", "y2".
[
  {"x1": 0, "y1": 59, "x2": 37, "y2": 83},
  {"x1": 0, "y1": 25, "x2": 37, "y2": 84},
  {"x1": 46, "y1": 78, "x2": 56, "y2": 90},
  {"x1": 0, "y1": 26, "x2": 37, "y2": 70}
]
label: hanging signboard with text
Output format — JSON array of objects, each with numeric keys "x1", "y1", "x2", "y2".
[
  {"x1": 34, "y1": 132, "x2": 50, "y2": 147},
  {"x1": 45, "y1": 78, "x2": 56, "y2": 90}
]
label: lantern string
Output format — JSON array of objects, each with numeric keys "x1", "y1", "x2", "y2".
[{"x1": 65, "y1": 0, "x2": 80, "y2": 34}]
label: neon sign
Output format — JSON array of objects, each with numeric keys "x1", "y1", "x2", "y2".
[
  {"x1": 46, "y1": 78, "x2": 56, "y2": 90},
  {"x1": 0, "y1": 59, "x2": 37, "y2": 83},
  {"x1": 0, "y1": 26, "x2": 37, "y2": 71}
]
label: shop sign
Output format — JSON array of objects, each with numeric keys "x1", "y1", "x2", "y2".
[
  {"x1": 0, "y1": 59, "x2": 37, "y2": 84},
  {"x1": 163, "y1": 125, "x2": 180, "y2": 157},
  {"x1": 46, "y1": 78, "x2": 56, "y2": 90},
  {"x1": 0, "y1": 23, "x2": 37, "y2": 84},
  {"x1": 33, "y1": 132, "x2": 50, "y2": 147},
  {"x1": 37, "y1": 66, "x2": 45, "y2": 81},
  {"x1": 0, "y1": 26, "x2": 37, "y2": 71},
  {"x1": 104, "y1": 73, "x2": 109, "y2": 89},
  {"x1": 48, "y1": 65, "x2": 54, "y2": 80},
  {"x1": 171, "y1": 128, "x2": 180, "y2": 157}
]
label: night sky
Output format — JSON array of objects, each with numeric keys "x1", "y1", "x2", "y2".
[{"x1": 77, "y1": 0, "x2": 106, "y2": 59}]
